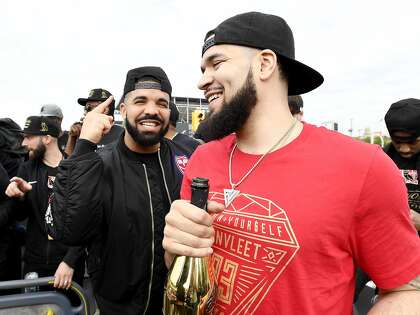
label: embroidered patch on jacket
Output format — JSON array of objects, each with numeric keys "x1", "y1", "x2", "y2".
[{"x1": 175, "y1": 155, "x2": 189, "y2": 174}]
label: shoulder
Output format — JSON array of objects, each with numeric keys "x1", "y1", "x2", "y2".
[
  {"x1": 304, "y1": 123, "x2": 380, "y2": 161},
  {"x1": 163, "y1": 138, "x2": 195, "y2": 158},
  {"x1": 172, "y1": 133, "x2": 201, "y2": 152},
  {"x1": 186, "y1": 134, "x2": 235, "y2": 167}
]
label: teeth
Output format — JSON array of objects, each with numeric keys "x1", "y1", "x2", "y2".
[
  {"x1": 208, "y1": 93, "x2": 221, "y2": 102},
  {"x1": 140, "y1": 121, "x2": 158, "y2": 127}
]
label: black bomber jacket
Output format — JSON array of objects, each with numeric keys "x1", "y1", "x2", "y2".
[{"x1": 48, "y1": 133, "x2": 195, "y2": 315}]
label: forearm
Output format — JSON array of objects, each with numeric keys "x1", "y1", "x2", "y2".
[
  {"x1": 64, "y1": 136, "x2": 77, "y2": 156},
  {"x1": 63, "y1": 246, "x2": 85, "y2": 269},
  {"x1": 367, "y1": 290, "x2": 420, "y2": 314}
]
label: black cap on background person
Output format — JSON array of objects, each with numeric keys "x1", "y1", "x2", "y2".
[
  {"x1": 23, "y1": 116, "x2": 60, "y2": 138},
  {"x1": 78, "y1": 88, "x2": 115, "y2": 117},
  {"x1": 385, "y1": 98, "x2": 420, "y2": 142}
]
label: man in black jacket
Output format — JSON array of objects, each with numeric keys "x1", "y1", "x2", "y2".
[
  {"x1": 4, "y1": 116, "x2": 84, "y2": 290},
  {"x1": 48, "y1": 67, "x2": 195, "y2": 315},
  {"x1": 384, "y1": 98, "x2": 420, "y2": 233}
]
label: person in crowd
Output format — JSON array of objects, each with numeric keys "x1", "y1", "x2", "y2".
[
  {"x1": 165, "y1": 101, "x2": 201, "y2": 151},
  {"x1": 385, "y1": 98, "x2": 420, "y2": 232},
  {"x1": 162, "y1": 12, "x2": 420, "y2": 315},
  {"x1": 40, "y1": 104, "x2": 68, "y2": 153},
  {"x1": 4, "y1": 116, "x2": 85, "y2": 295},
  {"x1": 0, "y1": 118, "x2": 26, "y2": 290},
  {"x1": 48, "y1": 67, "x2": 196, "y2": 315},
  {"x1": 288, "y1": 95, "x2": 304, "y2": 121},
  {"x1": 65, "y1": 88, "x2": 123, "y2": 155}
]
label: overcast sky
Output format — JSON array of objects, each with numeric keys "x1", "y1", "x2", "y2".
[{"x1": 1, "y1": 0, "x2": 419, "y2": 136}]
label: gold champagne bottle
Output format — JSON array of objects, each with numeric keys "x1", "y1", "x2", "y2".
[{"x1": 163, "y1": 177, "x2": 217, "y2": 315}]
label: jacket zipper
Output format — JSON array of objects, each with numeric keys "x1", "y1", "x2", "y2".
[
  {"x1": 157, "y1": 148, "x2": 172, "y2": 204},
  {"x1": 142, "y1": 164, "x2": 154, "y2": 315}
]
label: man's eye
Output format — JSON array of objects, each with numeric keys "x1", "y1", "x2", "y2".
[{"x1": 214, "y1": 60, "x2": 224, "y2": 69}]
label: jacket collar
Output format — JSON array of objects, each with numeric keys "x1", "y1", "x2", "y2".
[{"x1": 116, "y1": 131, "x2": 168, "y2": 161}]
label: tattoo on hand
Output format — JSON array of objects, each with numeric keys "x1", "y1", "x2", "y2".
[{"x1": 408, "y1": 275, "x2": 420, "y2": 290}]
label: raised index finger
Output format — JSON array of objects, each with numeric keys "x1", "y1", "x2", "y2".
[{"x1": 91, "y1": 96, "x2": 114, "y2": 114}]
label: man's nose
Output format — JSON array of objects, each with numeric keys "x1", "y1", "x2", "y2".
[
  {"x1": 143, "y1": 102, "x2": 160, "y2": 115},
  {"x1": 398, "y1": 143, "x2": 411, "y2": 153},
  {"x1": 197, "y1": 70, "x2": 213, "y2": 91}
]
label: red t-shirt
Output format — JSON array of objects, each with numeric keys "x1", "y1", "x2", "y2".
[{"x1": 181, "y1": 123, "x2": 420, "y2": 315}]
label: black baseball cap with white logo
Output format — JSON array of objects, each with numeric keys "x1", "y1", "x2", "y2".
[{"x1": 202, "y1": 11, "x2": 324, "y2": 95}]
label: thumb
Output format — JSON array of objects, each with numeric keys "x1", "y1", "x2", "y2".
[
  {"x1": 207, "y1": 200, "x2": 225, "y2": 214},
  {"x1": 91, "y1": 96, "x2": 114, "y2": 114},
  {"x1": 10, "y1": 177, "x2": 32, "y2": 192}
]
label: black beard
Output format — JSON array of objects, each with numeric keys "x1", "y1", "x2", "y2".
[
  {"x1": 30, "y1": 141, "x2": 46, "y2": 161},
  {"x1": 125, "y1": 115, "x2": 169, "y2": 147},
  {"x1": 196, "y1": 69, "x2": 257, "y2": 142}
]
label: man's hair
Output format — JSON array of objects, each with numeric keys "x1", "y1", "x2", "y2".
[
  {"x1": 288, "y1": 95, "x2": 303, "y2": 115},
  {"x1": 169, "y1": 102, "x2": 179, "y2": 127},
  {"x1": 277, "y1": 60, "x2": 289, "y2": 86}
]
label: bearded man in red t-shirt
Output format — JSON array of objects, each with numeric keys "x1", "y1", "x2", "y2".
[{"x1": 163, "y1": 12, "x2": 420, "y2": 315}]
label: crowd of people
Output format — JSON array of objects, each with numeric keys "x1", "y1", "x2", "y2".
[{"x1": 1, "y1": 10, "x2": 420, "y2": 315}]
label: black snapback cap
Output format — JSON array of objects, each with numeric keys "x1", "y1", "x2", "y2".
[
  {"x1": 202, "y1": 11, "x2": 324, "y2": 95},
  {"x1": 385, "y1": 98, "x2": 420, "y2": 141},
  {"x1": 123, "y1": 66, "x2": 172, "y2": 97},
  {"x1": 78, "y1": 88, "x2": 113, "y2": 106}
]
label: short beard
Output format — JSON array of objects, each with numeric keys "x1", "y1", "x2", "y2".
[
  {"x1": 196, "y1": 69, "x2": 257, "y2": 142},
  {"x1": 125, "y1": 115, "x2": 169, "y2": 147},
  {"x1": 29, "y1": 139, "x2": 46, "y2": 161}
]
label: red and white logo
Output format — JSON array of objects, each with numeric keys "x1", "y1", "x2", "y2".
[{"x1": 175, "y1": 155, "x2": 189, "y2": 174}]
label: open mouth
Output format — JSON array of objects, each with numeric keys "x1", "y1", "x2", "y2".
[
  {"x1": 208, "y1": 93, "x2": 222, "y2": 103},
  {"x1": 137, "y1": 119, "x2": 161, "y2": 132},
  {"x1": 205, "y1": 89, "x2": 224, "y2": 112}
]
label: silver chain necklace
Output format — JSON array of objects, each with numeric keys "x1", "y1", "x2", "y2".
[{"x1": 224, "y1": 118, "x2": 298, "y2": 207}]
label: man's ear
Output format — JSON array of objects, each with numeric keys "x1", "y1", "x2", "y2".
[
  {"x1": 120, "y1": 102, "x2": 127, "y2": 120},
  {"x1": 257, "y1": 49, "x2": 278, "y2": 81},
  {"x1": 42, "y1": 135, "x2": 52, "y2": 145}
]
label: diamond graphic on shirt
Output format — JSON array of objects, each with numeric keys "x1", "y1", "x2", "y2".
[
  {"x1": 209, "y1": 191, "x2": 300, "y2": 315},
  {"x1": 401, "y1": 169, "x2": 418, "y2": 185},
  {"x1": 175, "y1": 155, "x2": 189, "y2": 174}
]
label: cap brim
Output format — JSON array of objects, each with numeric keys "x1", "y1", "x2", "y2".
[
  {"x1": 278, "y1": 55, "x2": 324, "y2": 95},
  {"x1": 22, "y1": 131, "x2": 42, "y2": 136},
  {"x1": 77, "y1": 97, "x2": 107, "y2": 106}
]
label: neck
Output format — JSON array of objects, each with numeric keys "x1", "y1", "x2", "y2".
[
  {"x1": 236, "y1": 95, "x2": 303, "y2": 154},
  {"x1": 43, "y1": 145, "x2": 63, "y2": 167},
  {"x1": 124, "y1": 132, "x2": 160, "y2": 154}
]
